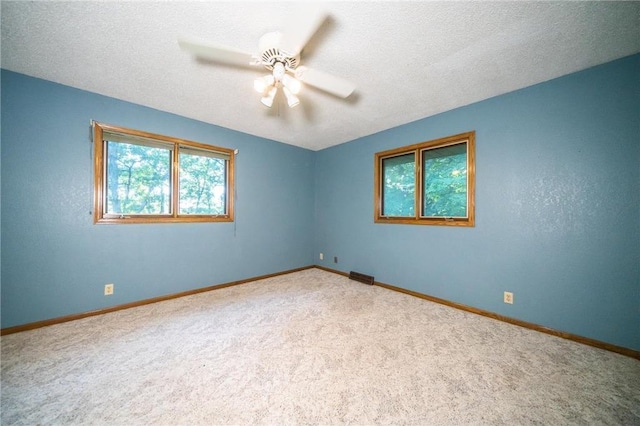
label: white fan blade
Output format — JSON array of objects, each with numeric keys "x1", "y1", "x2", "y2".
[
  {"x1": 294, "y1": 66, "x2": 355, "y2": 98},
  {"x1": 178, "y1": 36, "x2": 255, "y2": 67},
  {"x1": 279, "y1": 9, "x2": 328, "y2": 57}
]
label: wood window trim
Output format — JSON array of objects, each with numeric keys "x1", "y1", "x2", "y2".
[
  {"x1": 374, "y1": 131, "x2": 475, "y2": 227},
  {"x1": 93, "y1": 122, "x2": 235, "y2": 224}
]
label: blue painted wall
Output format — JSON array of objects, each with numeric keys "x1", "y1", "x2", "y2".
[
  {"x1": 314, "y1": 55, "x2": 640, "y2": 351},
  {"x1": 1, "y1": 70, "x2": 315, "y2": 328},
  {"x1": 2, "y1": 55, "x2": 639, "y2": 352}
]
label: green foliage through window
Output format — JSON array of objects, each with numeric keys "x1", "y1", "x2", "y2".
[
  {"x1": 179, "y1": 152, "x2": 227, "y2": 215},
  {"x1": 422, "y1": 143, "x2": 467, "y2": 217},
  {"x1": 382, "y1": 153, "x2": 415, "y2": 217},
  {"x1": 106, "y1": 142, "x2": 171, "y2": 215}
]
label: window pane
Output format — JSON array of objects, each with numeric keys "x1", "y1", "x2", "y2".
[
  {"x1": 382, "y1": 153, "x2": 415, "y2": 217},
  {"x1": 179, "y1": 152, "x2": 227, "y2": 215},
  {"x1": 422, "y1": 142, "x2": 467, "y2": 217},
  {"x1": 106, "y1": 141, "x2": 171, "y2": 214}
]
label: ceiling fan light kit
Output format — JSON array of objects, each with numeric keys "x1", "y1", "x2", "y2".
[{"x1": 178, "y1": 9, "x2": 355, "y2": 109}]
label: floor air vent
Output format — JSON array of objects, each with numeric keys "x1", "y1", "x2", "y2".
[{"x1": 349, "y1": 271, "x2": 374, "y2": 285}]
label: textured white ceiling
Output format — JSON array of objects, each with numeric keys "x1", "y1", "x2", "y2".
[{"x1": 2, "y1": 1, "x2": 639, "y2": 151}]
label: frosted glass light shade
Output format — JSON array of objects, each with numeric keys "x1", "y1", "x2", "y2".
[
  {"x1": 261, "y1": 86, "x2": 278, "y2": 107},
  {"x1": 283, "y1": 86, "x2": 300, "y2": 108},
  {"x1": 282, "y1": 74, "x2": 301, "y2": 94},
  {"x1": 254, "y1": 75, "x2": 275, "y2": 93}
]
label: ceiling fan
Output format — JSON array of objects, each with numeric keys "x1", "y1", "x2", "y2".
[{"x1": 178, "y1": 9, "x2": 355, "y2": 108}]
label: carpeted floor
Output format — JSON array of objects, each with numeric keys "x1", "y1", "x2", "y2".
[{"x1": 2, "y1": 268, "x2": 639, "y2": 425}]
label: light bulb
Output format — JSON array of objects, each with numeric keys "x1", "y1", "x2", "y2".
[
  {"x1": 261, "y1": 86, "x2": 278, "y2": 108},
  {"x1": 254, "y1": 75, "x2": 275, "y2": 94},
  {"x1": 282, "y1": 74, "x2": 301, "y2": 95},
  {"x1": 254, "y1": 78, "x2": 267, "y2": 94},
  {"x1": 282, "y1": 86, "x2": 300, "y2": 108}
]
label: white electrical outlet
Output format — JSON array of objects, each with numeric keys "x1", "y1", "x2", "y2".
[
  {"x1": 319, "y1": 253, "x2": 324, "y2": 260},
  {"x1": 104, "y1": 283, "x2": 114, "y2": 296},
  {"x1": 504, "y1": 291, "x2": 513, "y2": 304}
]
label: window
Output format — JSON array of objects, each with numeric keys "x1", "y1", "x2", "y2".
[
  {"x1": 93, "y1": 122, "x2": 234, "y2": 224},
  {"x1": 375, "y1": 131, "x2": 475, "y2": 226}
]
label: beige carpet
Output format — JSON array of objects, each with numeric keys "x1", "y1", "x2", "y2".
[{"x1": 2, "y1": 268, "x2": 639, "y2": 425}]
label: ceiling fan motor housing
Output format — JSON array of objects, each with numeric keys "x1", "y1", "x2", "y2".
[{"x1": 258, "y1": 31, "x2": 299, "y2": 71}]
